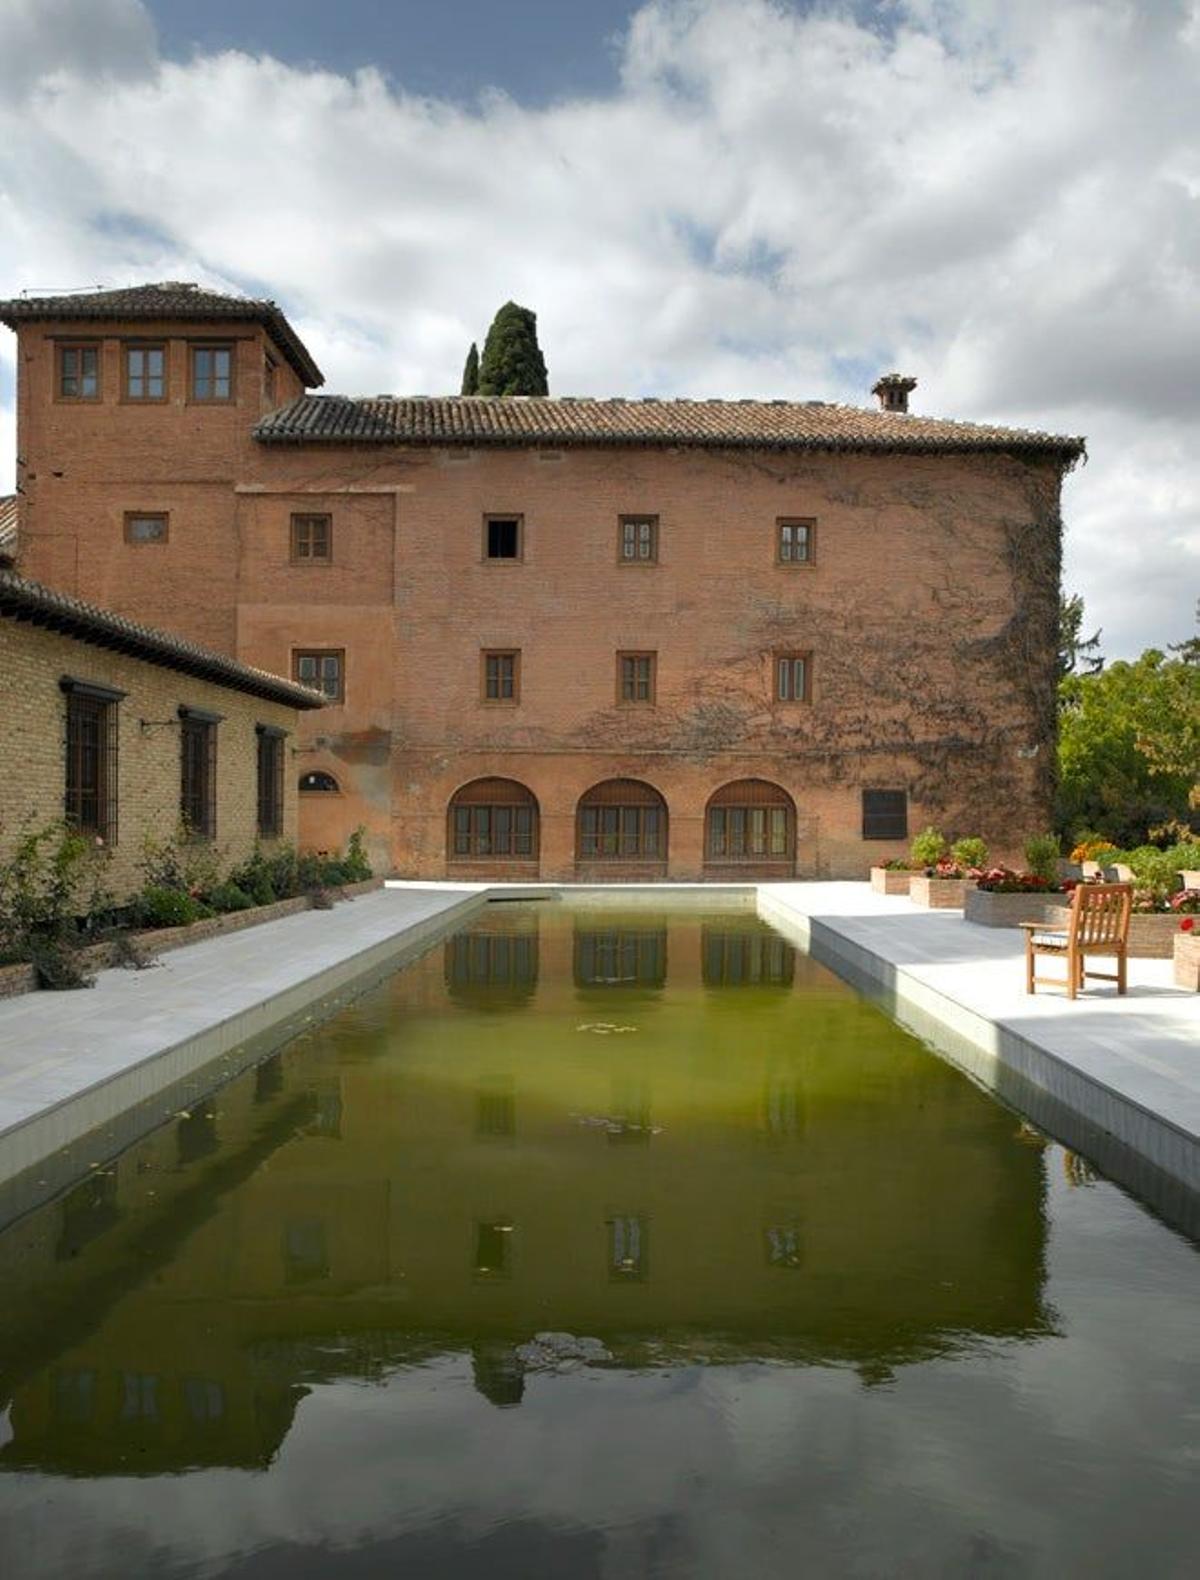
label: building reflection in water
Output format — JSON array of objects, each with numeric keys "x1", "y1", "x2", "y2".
[{"x1": 0, "y1": 908, "x2": 1054, "y2": 1472}]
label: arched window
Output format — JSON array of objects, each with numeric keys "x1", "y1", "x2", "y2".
[
  {"x1": 705, "y1": 780, "x2": 794, "y2": 863},
  {"x1": 299, "y1": 770, "x2": 340, "y2": 793},
  {"x1": 577, "y1": 779, "x2": 667, "y2": 860},
  {"x1": 448, "y1": 778, "x2": 539, "y2": 860}
]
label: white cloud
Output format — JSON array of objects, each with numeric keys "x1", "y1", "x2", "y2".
[{"x1": 0, "y1": 0, "x2": 1196, "y2": 655}]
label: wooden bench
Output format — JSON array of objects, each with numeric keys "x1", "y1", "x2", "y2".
[{"x1": 1021, "y1": 882, "x2": 1132, "y2": 1000}]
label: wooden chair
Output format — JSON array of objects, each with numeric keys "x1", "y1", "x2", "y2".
[{"x1": 1021, "y1": 882, "x2": 1132, "y2": 1000}]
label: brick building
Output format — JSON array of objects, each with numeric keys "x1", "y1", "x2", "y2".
[
  {"x1": 0, "y1": 283, "x2": 1084, "y2": 880},
  {"x1": 0, "y1": 568, "x2": 324, "y2": 901}
]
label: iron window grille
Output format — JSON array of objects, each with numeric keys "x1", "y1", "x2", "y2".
[
  {"x1": 862, "y1": 789, "x2": 909, "y2": 840},
  {"x1": 619, "y1": 515, "x2": 658, "y2": 563},
  {"x1": 179, "y1": 707, "x2": 219, "y2": 839},
  {"x1": 256, "y1": 725, "x2": 286, "y2": 838},
  {"x1": 61, "y1": 677, "x2": 123, "y2": 843}
]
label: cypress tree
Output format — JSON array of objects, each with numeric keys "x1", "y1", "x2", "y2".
[
  {"x1": 476, "y1": 302, "x2": 549, "y2": 396},
  {"x1": 461, "y1": 341, "x2": 479, "y2": 395}
]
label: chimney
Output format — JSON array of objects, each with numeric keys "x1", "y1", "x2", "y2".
[{"x1": 872, "y1": 373, "x2": 917, "y2": 414}]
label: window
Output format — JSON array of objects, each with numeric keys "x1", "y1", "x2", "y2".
[
  {"x1": 618, "y1": 651, "x2": 656, "y2": 704},
  {"x1": 256, "y1": 726, "x2": 285, "y2": 838},
  {"x1": 123, "y1": 511, "x2": 168, "y2": 544},
  {"x1": 190, "y1": 344, "x2": 233, "y2": 401},
  {"x1": 607, "y1": 1214, "x2": 648, "y2": 1281},
  {"x1": 299, "y1": 770, "x2": 340, "y2": 793},
  {"x1": 294, "y1": 649, "x2": 344, "y2": 702},
  {"x1": 706, "y1": 780, "x2": 794, "y2": 863},
  {"x1": 179, "y1": 707, "x2": 218, "y2": 838},
  {"x1": 283, "y1": 1220, "x2": 330, "y2": 1283},
  {"x1": 775, "y1": 653, "x2": 811, "y2": 703},
  {"x1": 449, "y1": 779, "x2": 539, "y2": 859},
  {"x1": 702, "y1": 928, "x2": 795, "y2": 987},
  {"x1": 574, "y1": 928, "x2": 666, "y2": 988},
  {"x1": 123, "y1": 344, "x2": 165, "y2": 401},
  {"x1": 482, "y1": 649, "x2": 520, "y2": 703},
  {"x1": 862, "y1": 788, "x2": 909, "y2": 840},
  {"x1": 619, "y1": 515, "x2": 658, "y2": 563},
  {"x1": 483, "y1": 515, "x2": 522, "y2": 560},
  {"x1": 62, "y1": 678, "x2": 122, "y2": 842},
  {"x1": 290, "y1": 513, "x2": 331, "y2": 563},
  {"x1": 777, "y1": 518, "x2": 815, "y2": 564},
  {"x1": 445, "y1": 931, "x2": 539, "y2": 995},
  {"x1": 577, "y1": 779, "x2": 666, "y2": 860},
  {"x1": 58, "y1": 343, "x2": 100, "y2": 400}
]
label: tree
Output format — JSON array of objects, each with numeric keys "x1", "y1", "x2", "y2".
[
  {"x1": 1169, "y1": 600, "x2": 1199, "y2": 666},
  {"x1": 1057, "y1": 648, "x2": 1200, "y2": 844},
  {"x1": 460, "y1": 342, "x2": 479, "y2": 396},
  {"x1": 1057, "y1": 591, "x2": 1103, "y2": 679},
  {"x1": 477, "y1": 302, "x2": 549, "y2": 396}
]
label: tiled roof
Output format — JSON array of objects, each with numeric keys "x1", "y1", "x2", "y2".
[
  {"x1": 0, "y1": 494, "x2": 15, "y2": 555},
  {"x1": 0, "y1": 570, "x2": 326, "y2": 709},
  {"x1": 253, "y1": 394, "x2": 1085, "y2": 461},
  {"x1": 0, "y1": 282, "x2": 323, "y2": 388}
]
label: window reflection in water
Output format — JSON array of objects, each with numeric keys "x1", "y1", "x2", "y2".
[
  {"x1": 445, "y1": 925, "x2": 539, "y2": 1006},
  {"x1": 574, "y1": 928, "x2": 667, "y2": 988},
  {"x1": 52, "y1": 1369, "x2": 96, "y2": 1424},
  {"x1": 254, "y1": 1054, "x2": 284, "y2": 1103},
  {"x1": 176, "y1": 1107, "x2": 218, "y2": 1165},
  {"x1": 184, "y1": 1377, "x2": 226, "y2": 1422},
  {"x1": 283, "y1": 1220, "x2": 330, "y2": 1284},
  {"x1": 703, "y1": 927, "x2": 795, "y2": 987},
  {"x1": 764, "y1": 1072, "x2": 805, "y2": 1140},
  {"x1": 476, "y1": 1075, "x2": 516, "y2": 1138},
  {"x1": 304, "y1": 1085, "x2": 343, "y2": 1139},
  {"x1": 608, "y1": 1214, "x2": 648, "y2": 1280},
  {"x1": 56, "y1": 1171, "x2": 120, "y2": 1261},
  {"x1": 474, "y1": 1221, "x2": 514, "y2": 1279},
  {"x1": 764, "y1": 1220, "x2": 804, "y2": 1269},
  {"x1": 120, "y1": 1372, "x2": 160, "y2": 1422}
]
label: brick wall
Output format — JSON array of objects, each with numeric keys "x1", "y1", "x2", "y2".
[{"x1": 0, "y1": 618, "x2": 300, "y2": 901}]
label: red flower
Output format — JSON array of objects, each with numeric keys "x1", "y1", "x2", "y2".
[{"x1": 1182, "y1": 916, "x2": 1196, "y2": 932}]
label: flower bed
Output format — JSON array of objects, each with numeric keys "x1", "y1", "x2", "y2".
[
  {"x1": 0, "y1": 878, "x2": 382, "y2": 1001},
  {"x1": 870, "y1": 866, "x2": 913, "y2": 896},
  {"x1": 965, "y1": 890, "x2": 1071, "y2": 929},
  {"x1": 909, "y1": 874, "x2": 976, "y2": 909}
]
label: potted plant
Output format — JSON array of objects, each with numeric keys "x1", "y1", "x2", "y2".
[
  {"x1": 869, "y1": 856, "x2": 913, "y2": 896},
  {"x1": 965, "y1": 867, "x2": 1073, "y2": 928},
  {"x1": 908, "y1": 828, "x2": 980, "y2": 908}
]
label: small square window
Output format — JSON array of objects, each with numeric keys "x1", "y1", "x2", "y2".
[
  {"x1": 482, "y1": 649, "x2": 520, "y2": 703},
  {"x1": 291, "y1": 513, "x2": 332, "y2": 563},
  {"x1": 484, "y1": 515, "x2": 522, "y2": 560},
  {"x1": 294, "y1": 649, "x2": 344, "y2": 702},
  {"x1": 777, "y1": 519, "x2": 815, "y2": 564},
  {"x1": 58, "y1": 344, "x2": 100, "y2": 400},
  {"x1": 190, "y1": 344, "x2": 233, "y2": 402},
  {"x1": 124, "y1": 512, "x2": 169, "y2": 544},
  {"x1": 619, "y1": 515, "x2": 658, "y2": 563},
  {"x1": 124, "y1": 345, "x2": 166, "y2": 401},
  {"x1": 618, "y1": 651, "x2": 656, "y2": 704},
  {"x1": 775, "y1": 653, "x2": 811, "y2": 703}
]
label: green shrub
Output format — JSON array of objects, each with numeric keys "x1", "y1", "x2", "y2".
[
  {"x1": 344, "y1": 827, "x2": 372, "y2": 882},
  {"x1": 208, "y1": 882, "x2": 254, "y2": 914},
  {"x1": 950, "y1": 837, "x2": 988, "y2": 870},
  {"x1": 137, "y1": 886, "x2": 201, "y2": 929},
  {"x1": 0, "y1": 821, "x2": 111, "y2": 980},
  {"x1": 141, "y1": 825, "x2": 222, "y2": 897},
  {"x1": 1118, "y1": 842, "x2": 1199, "y2": 893},
  {"x1": 1024, "y1": 833, "x2": 1061, "y2": 885},
  {"x1": 30, "y1": 936, "x2": 95, "y2": 991},
  {"x1": 910, "y1": 827, "x2": 946, "y2": 868}
]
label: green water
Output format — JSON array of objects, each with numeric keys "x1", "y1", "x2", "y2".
[{"x1": 0, "y1": 905, "x2": 1196, "y2": 1579}]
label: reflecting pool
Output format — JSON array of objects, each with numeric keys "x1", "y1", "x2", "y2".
[{"x1": 0, "y1": 906, "x2": 1196, "y2": 1578}]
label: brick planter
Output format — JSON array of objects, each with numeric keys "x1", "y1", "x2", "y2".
[
  {"x1": 909, "y1": 875, "x2": 976, "y2": 909},
  {"x1": 1127, "y1": 913, "x2": 1190, "y2": 960},
  {"x1": 0, "y1": 877, "x2": 383, "y2": 1001},
  {"x1": 870, "y1": 866, "x2": 913, "y2": 896},
  {"x1": 1174, "y1": 932, "x2": 1200, "y2": 989},
  {"x1": 965, "y1": 890, "x2": 1071, "y2": 929}
]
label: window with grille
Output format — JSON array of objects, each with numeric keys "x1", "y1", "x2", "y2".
[
  {"x1": 58, "y1": 344, "x2": 100, "y2": 400},
  {"x1": 618, "y1": 651, "x2": 656, "y2": 704},
  {"x1": 482, "y1": 650, "x2": 519, "y2": 703},
  {"x1": 294, "y1": 649, "x2": 343, "y2": 701},
  {"x1": 775, "y1": 653, "x2": 810, "y2": 703},
  {"x1": 124, "y1": 345, "x2": 165, "y2": 400},
  {"x1": 702, "y1": 927, "x2": 795, "y2": 986},
  {"x1": 256, "y1": 726, "x2": 285, "y2": 838},
  {"x1": 62, "y1": 679, "x2": 121, "y2": 843},
  {"x1": 124, "y1": 512, "x2": 168, "y2": 544},
  {"x1": 607, "y1": 1214, "x2": 648, "y2": 1280},
  {"x1": 179, "y1": 709, "x2": 218, "y2": 838},
  {"x1": 862, "y1": 788, "x2": 908, "y2": 840},
  {"x1": 290, "y1": 514, "x2": 331, "y2": 563},
  {"x1": 190, "y1": 344, "x2": 233, "y2": 401},
  {"x1": 777, "y1": 518, "x2": 815, "y2": 564},
  {"x1": 449, "y1": 779, "x2": 538, "y2": 859},
  {"x1": 574, "y1": 928, "x2": 666, "y2": 987},
  {"x1": 299, "y1": 770, "x2": 340, "y2": 793},
  {"x1": 577, "y1": 780, "x2": 666, "y2": 859},
  {"x1": 484, "y1": 515, "x2": 522, "y2": 560},
  {"x1": 619, "y1": 515, "x2": 658, "y2": 563}
]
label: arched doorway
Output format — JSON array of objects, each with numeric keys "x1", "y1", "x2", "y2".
[
  {"x1": 447, "y1": 778, "x2": 540, "y2": 875},
  {"x1": 704, "y1": 779, "x2": 796, "y2": 879},
  {"x1": 576, "y1": 778, "x2": 668, "y2": 879}
]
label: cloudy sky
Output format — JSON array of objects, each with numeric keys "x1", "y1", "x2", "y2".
[{"x1": 1, "y1": 0, "x2": 1197, "y2": 658}]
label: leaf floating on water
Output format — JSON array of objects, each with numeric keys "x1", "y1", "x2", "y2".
[{"x1": 576, "y1": 1023, "x2": 639, "y2": 1035}]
